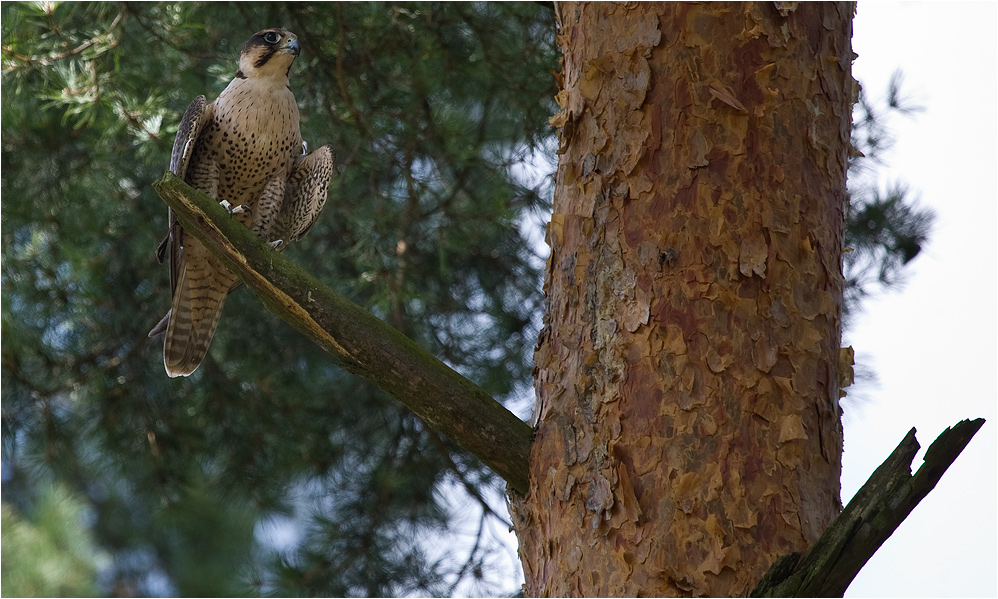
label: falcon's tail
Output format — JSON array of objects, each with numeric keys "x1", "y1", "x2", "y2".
[{"x1": 162, "y1": 260, "x2": 232, "y2": 378}]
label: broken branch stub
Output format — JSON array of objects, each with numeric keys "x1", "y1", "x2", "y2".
[{"x1": 751, "y1": 418, "x2": 985, "y2": 597}]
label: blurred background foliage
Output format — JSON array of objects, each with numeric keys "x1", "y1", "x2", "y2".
[
  {"x1": 2, "y1": 482, "x2": 107, "y2": 597},
  {"x1": 1, "y1": 2, "x2": 931, "y2": 596},
  {"x1": 846, "y1": 70, "x2": 935, "y2": 316},
  {"x1": 3, "y1": 2, "x2": 556, "y2": 595}
]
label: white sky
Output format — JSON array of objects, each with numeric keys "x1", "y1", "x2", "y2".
[{"x1": 844, "y1": 1, "x2": 997, "y2": 596}]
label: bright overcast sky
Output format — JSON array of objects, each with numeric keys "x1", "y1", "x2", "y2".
[{"x1": 844, "y1": 1, "x2": 997, "y2": 597}]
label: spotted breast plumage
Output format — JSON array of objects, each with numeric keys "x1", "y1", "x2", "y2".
[{"x1": 151, "y1": 28, "x2": 334, "y2": 377}]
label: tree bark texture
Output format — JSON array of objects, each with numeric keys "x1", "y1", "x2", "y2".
[{"x1": 511, "y1": 3, "x2": 854, "y2": 596}]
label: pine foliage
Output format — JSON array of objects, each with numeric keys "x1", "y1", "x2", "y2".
[
  {"x1": 3, "y1": 3, "x2": 556, "y2": 596},
  {"x1": 845, "y1": 71, "x2": 935, "y2": 312}
]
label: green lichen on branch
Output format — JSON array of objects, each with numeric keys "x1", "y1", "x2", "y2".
[{"x1": 152, "y1": 171, "x2": 533, "y2": 494}]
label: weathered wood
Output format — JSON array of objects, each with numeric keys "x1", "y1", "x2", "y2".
[
  {"x1": 152, "y1": 171, "x2": 533, "y2": 493},
  {"x1": 751, "y1": 418, "x2": 986, "y2": 597}
]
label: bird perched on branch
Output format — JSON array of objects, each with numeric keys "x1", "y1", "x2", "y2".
[{"x1": 150, "y1": 28, "x2": 334, "y2": 377}]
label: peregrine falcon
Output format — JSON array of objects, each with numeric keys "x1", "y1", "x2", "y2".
[{"x1": 150, "y1": 28, "x2": 334, "y2": 377}]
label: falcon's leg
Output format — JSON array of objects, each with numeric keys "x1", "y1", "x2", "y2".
[{"x1": 252, "y1": 177, "x2": 287, "y2": 242}]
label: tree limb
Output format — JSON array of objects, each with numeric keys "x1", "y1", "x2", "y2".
[
  {"x1": 751, "y1": 418, "x2": 985, "y2": 597},
  {"x1": 151, "y1": 172, "x2": 533, "y2": 494}
]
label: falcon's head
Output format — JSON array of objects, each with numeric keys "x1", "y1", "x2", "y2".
[{"x1": 236, "y1": 28, "x2": 301, "y2": 80}]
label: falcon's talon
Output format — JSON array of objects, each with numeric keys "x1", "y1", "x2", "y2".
[
  {"x1": 268, "y1": 240, "x2": 285, "y2": 250},
  {"x1": 219, "y1": 200, "x2": 251, "y2": 215}
]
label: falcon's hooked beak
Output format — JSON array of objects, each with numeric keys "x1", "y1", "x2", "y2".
[{"x1": 285, "y1": 38, "x2": 301, "y2": 57}]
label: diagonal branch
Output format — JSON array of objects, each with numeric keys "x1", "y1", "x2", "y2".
[
  {"x1": 151, "y1": 172, "x2": 533, "y2": 494},
  {"x1": 751, "y1": 418, "x2": 985, "y2": 597}
]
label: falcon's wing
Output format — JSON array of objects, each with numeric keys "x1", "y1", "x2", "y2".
[
  {"x1": 170, "y1": 95, "x2": 210, "y2": 177},
  {"x1": 156, "y1": 96, "x2": 211, "y2": 260},
  {"x1": 155, "y1": 96, "x2": 213, "y2": 289},
  {"x1": 149, "y1": 97, "x2": 215, "y2": 338},
  {"x1": 280, "y1": 145, "x2": 335, "y2": 243}
]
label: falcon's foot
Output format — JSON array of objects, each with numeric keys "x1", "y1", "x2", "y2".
[{"x1": 220, "y1": 200, "x2": 251, "y2": 215}]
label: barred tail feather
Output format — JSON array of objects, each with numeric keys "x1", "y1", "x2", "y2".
[{"x1": 163, "y1": 263, "x2": 230, "y2": 377}]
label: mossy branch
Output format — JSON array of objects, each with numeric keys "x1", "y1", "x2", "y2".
[
  {"x1": 152, "y1": 172, "x2": 533, "y2": 494},
  {"x1": 751, "y1": 418, "x2": 985, "y2": 597}
]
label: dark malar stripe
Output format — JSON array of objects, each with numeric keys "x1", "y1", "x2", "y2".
[{"x1": 254, "y1": 45, "x2": 280, "y2": 69}]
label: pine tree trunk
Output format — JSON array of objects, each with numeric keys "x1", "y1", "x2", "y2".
[{"x1": 511, "y1": 3, "x2": 854, "y2": 596}]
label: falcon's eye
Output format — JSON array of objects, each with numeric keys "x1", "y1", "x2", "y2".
[{"x1": 263, "y1": 32, "x2": 280, "y2": 44}]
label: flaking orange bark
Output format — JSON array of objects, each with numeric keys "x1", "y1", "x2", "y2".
[{"x1": 512, "y1": 3, "x2": 854, "y2": 596}]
